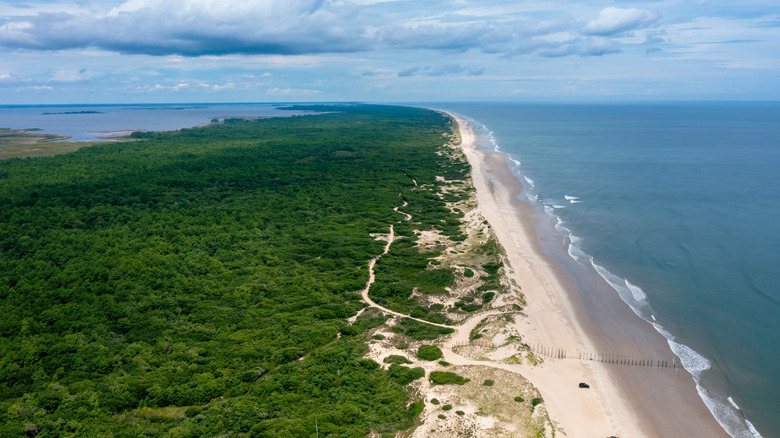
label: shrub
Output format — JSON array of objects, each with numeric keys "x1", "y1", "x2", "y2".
[
  {"x1": 442, "y1": 404, "x2": 452, "y2": 411},
  {"x1": 438, "y1": 360, "x2": 450, "y2": 367},
  {"x1": 408, "y1": 400, "x2": 425, "y2": 418},
  {"x1": 438, "y1": 414, "x2": 446, "y2": 419},
  {"x1": 383, "y1": 355, "x2": 412, "y2": 365},
  {"x1": 417, "y1": 345, "x2": 443, "y2": 361},
  {"x1": 531, "y1": 397, "x2": 543, "y2": 407},
  {"x1": 483, "y1": 379, "x2": 494, "y2": 386},
  {"x1": 372, "y1": 334, "x2": 385, "y2": 340},
  {"x1": 429, "y1": 371, "x2": 469, "y2": 386},
  {"x1": 482, "y1": 292, "x2": 495, "y2": 303},
  {"x1": 464, "y1": 268, "x2": 475, "y2": 278},
  {"x1": 513, "y1": 396, "x2": 524, "y2": 403},
  {"x1": 482, "y1": 262, "x2": 503, "y2": 275},
  {"x1": 455, "y1": 410, "x2": 465, "y2": 416},
  {"x1": 430, "y1": 398, "x2": 440, "y2": 405},
  {"x1": 388, "y1": 365, "x2": 425, "y2": 385}
]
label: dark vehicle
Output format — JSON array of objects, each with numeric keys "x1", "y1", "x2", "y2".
[{"x1": 578, "y1": 382, "x2": 590, "y2": 388}]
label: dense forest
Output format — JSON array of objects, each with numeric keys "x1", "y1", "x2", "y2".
[{"x1": 0, "y1": 105, "x2": 470, "y2": 437}]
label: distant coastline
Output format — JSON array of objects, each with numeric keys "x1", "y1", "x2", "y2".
[{"x1": 42, "y1": 110, "x2": 104, "y2": 115}]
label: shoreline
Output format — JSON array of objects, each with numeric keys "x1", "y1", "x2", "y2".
[{"x1": 449, "y1": 113, "x2": 729, "y2": 437}]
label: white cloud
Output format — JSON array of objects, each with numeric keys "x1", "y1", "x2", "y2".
[
  {"x1": 582, "y1": 7, "x2": 660, "y2": 36},
  {"x1": 267, "y1": 87, "x2": 321, "y2": 96},
  {"x1": 50, "y1": 68, "x2": 92, "y2": 82},
  {"x1": 0, "y1": 73, "x2": 11, "y2": 81}
]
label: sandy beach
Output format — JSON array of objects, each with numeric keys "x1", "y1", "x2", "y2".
[{"x1": 451, "y1": 114, "x2": 729, "y2": 437}]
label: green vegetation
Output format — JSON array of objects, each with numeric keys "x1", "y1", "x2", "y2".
[
  {"x1": 0, "y1": 105, "x2": 457, "y2": 437},
  {"x1": 455, "y1": 410, "x2": 465, "y2": 416},
  {"x1": 438, "y1": 360, "x2": 451, "y2": 367},
  {"x1": 391, "y1": 317, "x2": 454, "y2": 341},
  {"x1": 531, "y1": 397, "x2": 543, "y2": 407},
  {"x1": 416, "y1": 345, "x2": 443, "y2": 361},
  {"x1": 514, "y1": 396, "x2": 525, "y2": 403},
  {"x1": 383, "y1": 355, "x2": 413, "y2": 365},
  {"x1": 442, "y1": 404, "x2": 453, "y2": 411},
  {"x1": 483, "y1": 379, "x2": 494, "y2": 386},
  {"x1": 430, "y1": 398, "x2": 440, "y2": 405},
  {"x1": 430, "y1": 371, "x2": 470, "y2": 386},
  {"x1": 367, "y1": 127, "x2": 470, "y2": 324},
  {"x1": 387, "y1": 365, "x2": 426, "y2": 385},
  {"x1": 438, "y1": 414, "x2": 446, "y2": 419}
]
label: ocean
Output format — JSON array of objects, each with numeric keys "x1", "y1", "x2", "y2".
[
  {"x1": 2, "y1": 101, "x2": 778, "y2": 436},
  {"x1": 436, "y1": 102, "x2": 780, "y2": 438}
]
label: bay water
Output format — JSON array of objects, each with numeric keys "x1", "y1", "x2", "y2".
[{"x1": 0, "y1": 103, "x2": 300, "y2": 142}]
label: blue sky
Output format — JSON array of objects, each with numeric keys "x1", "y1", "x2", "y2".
[{"x1": 1, "y1": 0, "x2": 779, "y2": 104}]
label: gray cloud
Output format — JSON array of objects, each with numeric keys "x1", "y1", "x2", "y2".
[
  {"x1": 0, "y1": 0, "x2": 370, "y2": 56},
  {"x1": 0, "y1": 1, "x2": 650, "y2": 60}
]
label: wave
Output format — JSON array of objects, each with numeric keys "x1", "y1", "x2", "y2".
[
  {"x1": 508, "y1": 156, "x2": 522, "y2": 167},
  {"x1": 564, "y1": 195, "x2": 582, "y2": 204},
  {"x1": 523, "y1": 176, "x2": 534, "y2": 187}
]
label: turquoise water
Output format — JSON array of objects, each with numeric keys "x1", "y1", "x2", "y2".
[{"x1": 436, "y1": 102, "x2": 780, "y2": 438}]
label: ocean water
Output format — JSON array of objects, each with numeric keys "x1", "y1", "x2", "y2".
[
  {"x1": 0, "y1": 103, "x2": 303, "y2": 142},
  {"x1": 437, "y1": 102, "x2": 780, "y2": 438}
]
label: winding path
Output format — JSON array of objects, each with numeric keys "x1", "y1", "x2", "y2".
[{"x1": 358, "y1": 200, "x2": 512, "y2": 368}]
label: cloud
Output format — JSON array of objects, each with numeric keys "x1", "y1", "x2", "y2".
[
  {"x1": 266, "y1": 87, "x2": 321, "y2": 96},
  {"x1": 50, "y1": 67, "x2": 91, "y2": 82},
  {"x1": 382, "y1": 22, "x2": 511, "y2": 52},
  {"x1": 0, "y1": 1, "x2": 659, "y2": 61},
  {"x1": 582, "y1": 7, "x2": 659, "y2": 36},
  {"x1": 0, "y1": 73, "x2": 11, "y2": 80},
  {"x1": 398, "y1": 64, "x2": 485, "y2": 77},
  {"x1": 537, "y1": 37, "x2": 620, "y2": 57},
  {"x1": 0, "y1": 0, "x2": 370, "y2": 56}
]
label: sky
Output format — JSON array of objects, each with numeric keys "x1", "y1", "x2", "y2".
[{"x1": 0, "y1": 0, "x2": 779, "y2": 104}]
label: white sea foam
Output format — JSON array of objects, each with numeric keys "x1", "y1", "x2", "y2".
[
  {"x1": 552, "y1": 204, "x2": 566, "y2": 209},
  {"x1": 509, "y1": 157, "x2": 522, "y2": 167},
  {"x1": 567, "y1": 243, "x2": 588, "y2": 263},
  {"x1": 564, "y1": 195, "x2": 581, "y2": 204},
  {"x1": 554, "y1": 218, "x2": 570, "y2": 235},
  {"x1": 648, "y1": 324, "x2": 763, "y2": 438},
  {"x1": 625, "y1": 279, "x2": 648, "y2": 302},
  {"x1": 524, "y1": 176, "x2": 534, "y2": 187},
  {"x1": 590, "y1": 261, "x2": 651, "y2": 321},
  {"x1": 695, "y1": 383, "x2": 764, "y2": 438}
]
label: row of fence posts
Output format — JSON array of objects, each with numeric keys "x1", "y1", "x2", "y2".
[
  {"x1": 451, "y1": 340, "x2": 678, "y2": 369},
  {"x1": 529, "y1": 343, "x2": 677, "y2": 368}
]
